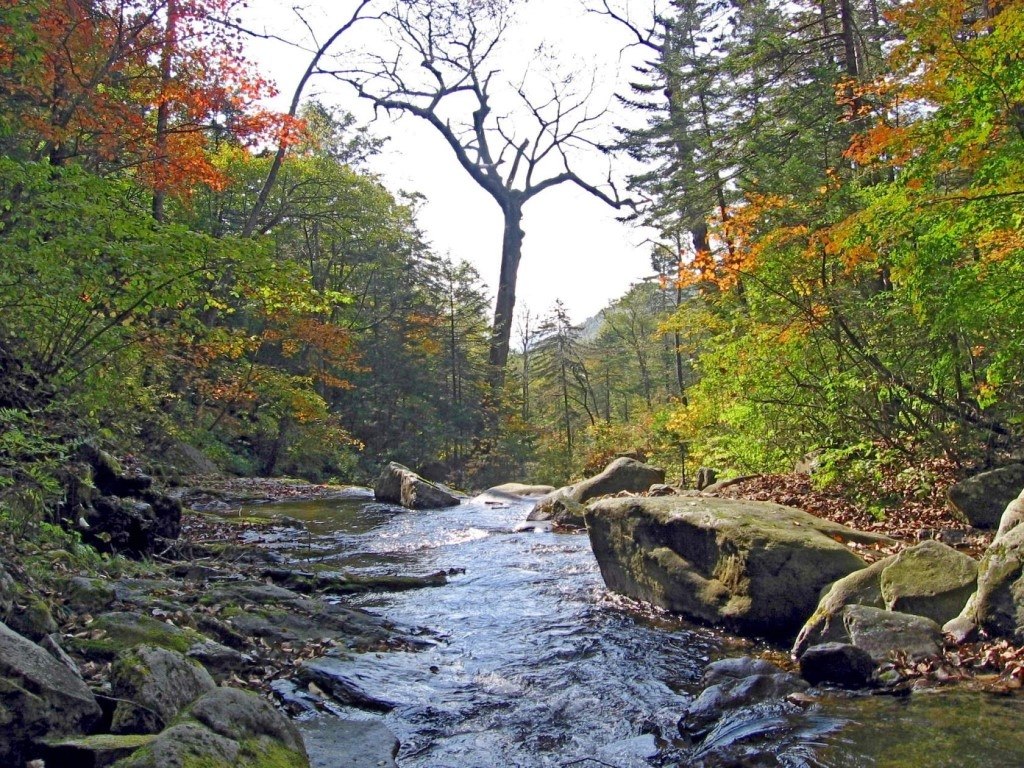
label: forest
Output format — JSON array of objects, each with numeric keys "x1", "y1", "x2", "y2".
[{"x1": 1, "y1": 0, "x2": 1023, "y2": 520}]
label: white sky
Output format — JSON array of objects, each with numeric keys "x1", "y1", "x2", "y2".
[{"x1": 241, "y1": 0, "x2": 659, "y2": 324}]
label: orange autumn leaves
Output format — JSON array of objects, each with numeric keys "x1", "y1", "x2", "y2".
[
  {"x1": 1, "y1": 0, "x2": 298, "y2": 198},
  {"x1": 664, "y1": 0, "x2": 1024, "y2": 294}
]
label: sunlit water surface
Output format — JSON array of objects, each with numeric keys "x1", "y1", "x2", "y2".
[{"x1": 239, "y1": 491, "x2": 1024, "y2": 767}]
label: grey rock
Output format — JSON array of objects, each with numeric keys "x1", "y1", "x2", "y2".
[
  {"x1": 584, "y1": 496, "x2": 888, "y2": 640},
  {"x1": 949, "y1": 464, "x2": 1024, "y2": 529},
  {"x1": 695, "y1": 466, "x2": 718, "y2": 491},
  {"x1": 799, "y1": 642, "x2": 876, "y2": 688},
  {"x1": 110, "y1": 646, "x2": 216, "y2": 734},
  {"x1": 996, "y1": 488, "x2": 1024, "y2": 540},
  {"x1": 186, "y1": 640, "x2": 250, "y2": 681},
  {"x1": 834, "y1": 605, "x2": 943, "y2": 663},
  {"x1": 0, "y1": 620, "x2": 102, "y2": 766},
  {"x1": 40, "y1": 733, "x2": 155, "y2": 768},
  {"x1": 373, "y1": 462, "x2": 460, "y2": 510}
]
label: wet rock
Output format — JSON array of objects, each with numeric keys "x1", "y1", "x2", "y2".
[
  {"x1": 678, "y1": 656, "x2": 807, "y2": 739},
  {"x1": 531, "y1": 495, "x2": 588, "y2": 528},
  {"x1": 948, "y1": 464, "x2": 1024, "y2": 529},
  {"x1": 298, "y1": 717, "x2": 398, "y2": 768},
  {"x1": 0, "y1": 620, "x2": 102, "y2": 766},
  {"x1": 110, "y1": 646, "x2": 216, "y2": 735},
  {"x1": 793, "y1": 540, "x2": 977, "y2": 656},
  {"x1": 297, "y1": 659, "x2": 398, "y2": 712},
  {"x1": 799, "y1": 642, "x2": 876, "y2": 688},
  {"x1": 373, "y1": 462, "x2": 460, "y2": 510},
  {"x1": 585, "y1": 496, "x2": 889, "y2": 640}
]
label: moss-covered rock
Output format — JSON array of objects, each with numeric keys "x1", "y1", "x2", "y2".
[
  {"x1": 40, "y1": 733, "x2": 155, "y2": 767},
  {"x1": 584, "y1": 496, "x2": 890, "y2": 641},
  {"x1": 65, "y1": 612, "x2": 204, "y2": 661},
  {"x1": 110, "y1": 646, "x2": 215, "y2": 735},
  {"x1": 111, "y1": 689, "x2": 309, "y2": 768},
  {"x1": 64, "y1": 576, "x2": 118, "y2": 614}
]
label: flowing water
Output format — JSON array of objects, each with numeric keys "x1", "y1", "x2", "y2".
[{"x1": 239, "y1": 490, "x2": 1024, "y2": 767}]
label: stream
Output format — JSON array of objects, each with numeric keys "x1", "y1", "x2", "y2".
[{"x1": 237, "y1": 489, "x2": 1024, "y2": 767}]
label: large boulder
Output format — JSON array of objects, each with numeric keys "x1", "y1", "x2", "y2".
[
  {"x1": 373, "y1": 462, "x2": 460, "y2": 510},
  {"x1": 528, "y1": 457, "x2": 666, "y2": 524},
  {"x1": 953, "y1": 522, "x2": 1024, "y2": 642},
  {"x1": 0, "y1": 620, "x2": 102, "y2": 765},
  {"x1": 792, "y1": 540, "x2": 977, "y2": 656},
  {"x1": 948, "y1": 464, "x2": 1024, "y2": 529},
  {"x1": 584, "y1": 496, "x2": 890, "y2": 640},
  {"x1": 110, "y1": 646, "x2": 216, "y2": 734}
]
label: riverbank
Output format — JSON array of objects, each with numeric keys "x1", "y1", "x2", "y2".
[{"x1": 0, "y1": 477, "x2": 443, "y2": 766}]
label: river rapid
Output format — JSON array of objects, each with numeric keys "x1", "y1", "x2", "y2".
[{"x1": 239, "y1": 489, "x2": 1024, "y2": 767}]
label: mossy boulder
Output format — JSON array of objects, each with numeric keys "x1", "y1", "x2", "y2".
[
  {"x1": 0, "y1": 620, "x2": 102, "y2": 765},
  {"x1": 111, "y1": 689, "x2": 308, "y2": 768},
  {"x1": 793, "y1": 540, "x2": 977, "y2": 656},
  {"x1": 110, "y1": 646, "x2": 216, "y2": 734},
  {"x1": 584, "y1": 496, "x2": 890, "y2": 640}
]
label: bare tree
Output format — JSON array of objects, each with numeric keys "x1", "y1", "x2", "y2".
[{"x1": 327, "y1": 0, "x2": 633, "y2": 389}]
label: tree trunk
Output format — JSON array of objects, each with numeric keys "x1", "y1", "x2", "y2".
[{"x1": 488, "y1": 197, "x2": 525, "y2": 388}]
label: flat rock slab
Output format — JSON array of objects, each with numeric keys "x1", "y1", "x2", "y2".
[
  {"x1": 298, "y1": 717, "x2": 399, "y2": 768},
  {"x1": 585, "y1": 496, "x2": 891, "y2": 640}
]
